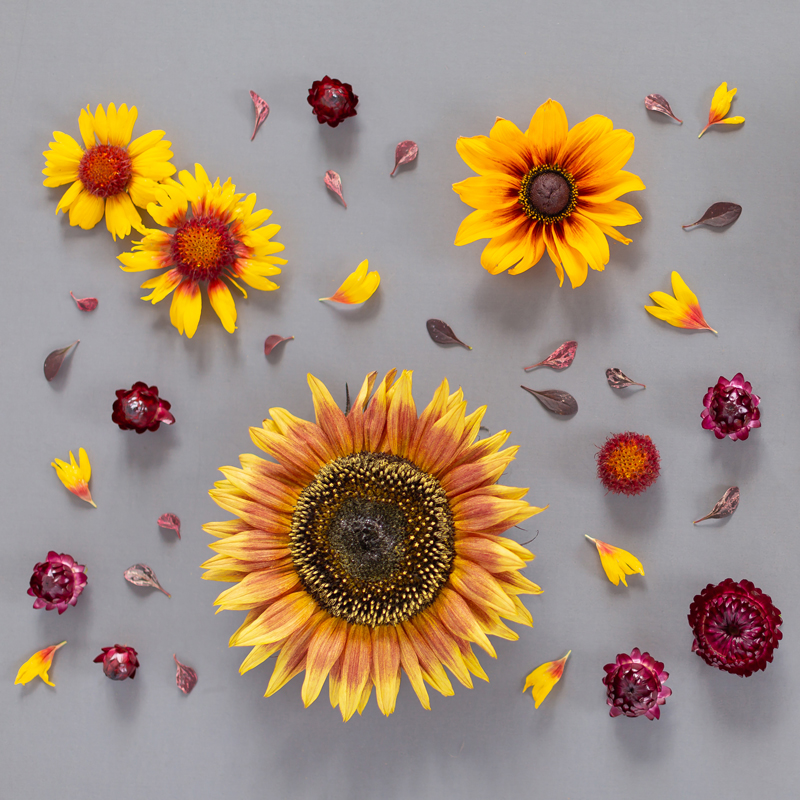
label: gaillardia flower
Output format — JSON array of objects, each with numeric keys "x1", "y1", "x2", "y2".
[
  {"x1": 688, "y1": 579, "x2": 782, "y2": 676},
  {"x1": 118, "y1": 164, "x2": 286, "y2": 338},
  {"x1": 112, "y1": 382, "x2": 175, "y2": 433},
  {"x1": 596, "y1": 432, "x2": 660, "y2": 496},
  {"x1": 701, "y1": 373, "x2": 760, "y2": 441},
  {"x1": 452, "y1": 99, "x2": 644, "y2": 287},
  {"x1": 603, "y1": 648, "x2": 671, "y2": 720},
  {"x1": 94, "y1": 645, "x2": 140, "y2": 680},
  {"x1": 204, "y1": 370, "x2": 546, "y2": 720},
  {"x1": 43, "y1": 103, "x2": 175, "y2": 240},
  {"x1": 28, "y1": 552, "x2": 87, "y2": 614}
]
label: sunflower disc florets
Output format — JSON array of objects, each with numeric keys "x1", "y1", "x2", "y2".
[
  {"x1": 28, "y1": 551, "x2": 87, "y2": 614},
  {"x1": 94, "y1": 645, "x2": 140, "y2": 681},
  {"x1": 603, "y1": 648, "x2": 671, "y2": 720},
  {"x1": 307, "y1": 76, "x2": 358, "y2": 127},
  {"x1": 596, "y1": 432, "x2": 660, "y2": 496},
  {"x1": 701, "y1": 373, "x2": 761, "y2": 441},
  {"x1": 112, "y1": 382, "x2": 175, "y2": 433}
]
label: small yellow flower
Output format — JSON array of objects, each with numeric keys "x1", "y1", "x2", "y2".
[
  {"x1": 699, "y1": 82, "x2": 745, "y2": 137},
  {"x1": 320, "y1": 259, "x2": 380, "y2": 304},
  {"x1": 523, "y1": 651, "x2": 571, "y2": 708},
  {"x1": 645, "y1": 271, "x2": 717, "y2": 333},
  {"x1": 586, "y1": 536, "x2": 644, "y2": 586},
  {"x1": 15, "y1": 642, "x2": 66, "y2": 687},
  {"x1": 51, "y1": 448, "x2": 96, "y2": 507}
]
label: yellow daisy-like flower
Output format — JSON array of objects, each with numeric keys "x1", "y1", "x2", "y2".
[
  {"x1": 453, "y1": 99, "x2": 645, "y2": 288},
  {"x1": 51, "y1": 448, "x2": 95, "y2": 507},
  {"x1": 42, "y1": 103, "x2": 175, "y2": 240},
  {"x1": 204, "y1": 370, "x2": 547, "y2": 720},
  {"x1": 15, "y1": 642, "x2": 66, "y2": 687},
  {"x1": 118, "y1": 164, "x2": 286, "y2": 338}
]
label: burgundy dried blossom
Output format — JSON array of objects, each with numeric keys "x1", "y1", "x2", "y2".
[
  {"x1": 307, "y1": 76, "x2": 358, "y2": 127},
  {"x1": 94, "y1": 645, "x2": 140, "y2": 681},
  {"x1": 596, "y1": 432, "x2": 660, "y2": 496},
  {"x1": 112, "y1": 382, "x2": 175, "y2": 433},
  {"x1": 688, "y1": 578, "x2": 782, "y2": 676},
  {"x1": 28, "y1": 551, "x2": 87, "y2": 614},
  {"x1": 603, "y1": 648, "x2": 671, "y2": 720},
  {"x1": 701, "y1": 373, "x2": 760, "y2": 441}
]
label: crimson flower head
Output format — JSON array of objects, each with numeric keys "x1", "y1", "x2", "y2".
[
  {"x1": 94, "y1": 645, "x2": 140, "y2": 681},
  {"x1": 603, "y1": 648, "x2": 671, "y2": 720},
  {"x1": 112, "y1": 382, "x2": 174, "y2": 433},
  {"x1": 701, "y1": 373, "x2": 760, "y2": 441},
  {"x1": 307, "y1": 76, "x2": 358, "y2": 127},
  {"x1": 688, "y1": 578, "x2": 782, "y2": 676},
  {"x1": 596, "y1": 432, "x2": 660, "y2": 496},
  {"x1": 28, "y1": 551, "x2": 87, "y2": 614}
]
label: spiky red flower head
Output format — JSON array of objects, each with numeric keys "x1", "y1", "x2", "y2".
[
  {"x1": 603, "y1": 648, "x2": 671, "y2": 720},
  {"x1": 596, "y1": 432, "x2": 660, "y2": 496},
  {"x1": 28, "y1": 551, "x2": 87, "y2": 614},
  {"x1": 94, "y1": 645, "x2": 140, "y2": 681},
  {"x1": 307, "y1": 76, "x2": 358, "y2": 127},
  {"x1": 688, "y1": 578, "x2": 782, "y2": 676},
  {"x1": 112, "y1": 382, "x2": 175, "y2": 433},
  {"x1": 701, "y1": 373, "x2": 761, "y2": 441}
]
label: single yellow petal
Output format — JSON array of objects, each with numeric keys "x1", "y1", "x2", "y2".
[
  {"x1": 645, "y1": 273, "x2": 717, "y2": 333},
  {"x1": 320, "y1": 259, "x2": 380, "y2": 304},
  {"x1": 523, "y1": 650, "x2": 570, "y2": 708},
  {"x1": 586, "y1": 536, "x2": 643, "y2": 587},
  {"x1": 207, "y1": 279, "x2": 238, "y2": 333},
  {"x1": 15, "y1": 642, "x2": 66, "y2": 687},
  {"x1": 52, "y1": 449, "x2": 95, "y2": 506},
  {"x1": 526, "y1": 98, "x2": 569, "y2": 165}
]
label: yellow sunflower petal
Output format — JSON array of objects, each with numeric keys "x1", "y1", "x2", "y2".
[
  {"x1": 68, "y1": 190, "x2": 104, "y2": 230},
  {"x1": 15, "y1": 642, "x2": 67, "y2": 687},
  {"x1": 526, "y1": 98, "x2": 568, "y2": 164},
  {"x1": 586, "y1": 536, "x2": 644, "y2": 587},
  {"x1": 320, "y1": 259, "x2": 380, "y2": 304},
  {"x1": 207, "y1": 279, "x2": 237, "y2": 334},
  {"x1": 456, "y1": 134, "x2": 529, "y2": 178},
  {"x1": 523, "y1": 650, "x2": 570, "y2": 708}
]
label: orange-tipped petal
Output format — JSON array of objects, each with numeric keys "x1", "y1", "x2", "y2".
[
  {"x1": 320, "y1": 259, "x2": 380, "y2": 304},
  {"x1": 523, "y1": 650, "x2": 570, "y2": 708},
  {"x1": 699, "y1": 83, "x2": 744, "y2": 137},
  {"x1": 51, "y1": 449, "x2": 96, "y2": 507},
  {"x1": 15, "y1": 642, "x2": 67, "y2": 687},
  {"x1": 586, "y1": 536, "x2": 644, "y2": 587},
  {"x1": 645, "y1": 271, "x2": 716, "y2": 333}
]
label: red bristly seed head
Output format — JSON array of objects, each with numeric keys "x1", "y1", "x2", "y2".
[
  {"x1": 596, "y1": 432, "x2": 660, "y2": 496},
  {"x1": 94, "y1": 645, "x2": 140, "y2": 681},
  {"x1": 307, "y1": 76, "x2": 359, "y2": 127},
  {"x1": 28, "y1": 551, "x2": 87, "y2": 614},
  {"x1": 112, "y1": 382, "x2": 175, "y2": 434},
  {"x1": 78, "y1": 144, "x2": 132, "y2": 198},
  {"x1": 603, "y1": 648, "x2": 671, "y2": 720},
  {"x1": 701, "y1": 373, "x2": 761, "y2": 441}
]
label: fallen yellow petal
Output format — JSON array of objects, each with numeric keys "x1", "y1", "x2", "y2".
[
  {"x1": 523, "y1": 650, "x2": 571, "y2": 708},
  {"x1": 15, "y1": 641, "x2": 66, "y2": 687},
  {"x1": 320, "y1": 259, "x2": 380, "y2": 304},
  {"x1": 645, "y1": 271, "x2": 717, "y2": 333},
  {"x1": 52, "y1": 448, "x2": 96, "y2": 507},
  {"x1": 586, "y1": 536, "x2": 644, "y2": 587},
  {"x1": 699, "y1": 83, "x2": 744, "y2": 137}
]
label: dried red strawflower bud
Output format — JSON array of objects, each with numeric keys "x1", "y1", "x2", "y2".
[
  {"x1": 603, "y1": 648, "x2": 671, "y2": 720},
  {"x1": 688, "y1": 578, "x2": 782, "y2": 676},
  {"x1": 701, "y1": 373, "x2": 760, "y2": 441},
  {"x1": 112, "y1": 381, "x2": 175, "y2": 433},
  {"x1": 596, "y1": 431, "x2": 660, "y2": 496},
  {"x1": 28, "y1": 551, "x2": 87, "y2": 614},
  {"x1": 94, "y1": 645, "x2": 140, "y2": 681},
  {"x1": 307, "y1": 76, "x2": 358, "y2": 127}
]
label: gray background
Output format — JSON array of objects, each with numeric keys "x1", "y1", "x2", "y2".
[{"x1": 2, "y1": 0, "x2": 798, "y2": 797}]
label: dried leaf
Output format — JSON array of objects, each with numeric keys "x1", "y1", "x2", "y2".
[
  {"x1": 390, "y1": 140, "x2": 418, "y2": 176},
  {"x1": 694, "y1": 486, "x2": 740, "y2": 524},
  {"x1": 683, "y1": 202, "x2": 742, "y2": 230},
  {"x1": 644, "y1": 94, "x2": 682, "y2": 123},
  {"x1": 70, "y1": 292, "x2": 98, "y2": 311},
  {"x1": 520, "y1": 386, "x2": 578, "y2": 416},
  {"x1": 44, "y1": 340, "x2": 79, "y2": 382},
  {"x1": 606, "y1": 368, "x2": 646, "y2": 390},
  {"x1": 124, "y1": 564, "x2": 171, "y2": 597},
  {"x1": 324, "y1": 170, "x2": 346, "y2": 208},
  {"x1": 174, "y1": 654, "x2": 198, "y2": 694},
  {"x1": 523, "y1": 341, "x2": 577, "y2": 372},
  {"x1": 264, "y1": 335, "x2": 294, "y2": 356},
  {"x1": 249, "y1": 91, "x2": 270, "y2": 141},
  {"x1": 426, "y1": 319, "x2": 472, "y2": 350},
  {"x1": 157, "y1": 512, "x2": 181, "y2": 539}
]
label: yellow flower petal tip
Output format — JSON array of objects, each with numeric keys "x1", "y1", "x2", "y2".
[
  {"x1": 699, "y1": 82, "x2": 744, "y2": 137},
  {"x1": 320, "y1": 259, "x2": 380, "y2": 304},
  {"x1": 586, "y1": 536, "x2": 644, "y2": 587},
  {"x1": 645, "y1": 271, "x2": 717, "y2": 334},
  {"x1": 523, "y1": 650, "x2": 571, "y2": 708},
  {"x1": 51, "y1": 448, "x2": 96, "y2": 507},
  {"x1": 15, "y1": 641, "x2": 67, "y2": 687}
]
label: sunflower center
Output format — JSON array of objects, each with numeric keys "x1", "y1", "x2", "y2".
[
  {"x1": 171, "y1": 216, "x2": 237, "y2": 281},
  {"x1": 78, "y1": 144, "x2": 132, "y2": 198},
  {"x1": 518, "y1": 165, "x2": 577, "y2": 224},
  {"x1": 290, "y1": 452, "x2": 455, "y2": 627}
]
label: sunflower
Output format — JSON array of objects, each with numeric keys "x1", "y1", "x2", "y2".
[
  {"x1": 117, "y1": 164, "x2": 286, "y2": 338},
  {"x1": 453, "y1": 99, "x2": 645, "y2": 288},
  {"x1": 203, "y1": 370, "x2": 546, "y2": 720},
  {"x1": 42, "y1": 103, "x2": 175, "y2": 241}
]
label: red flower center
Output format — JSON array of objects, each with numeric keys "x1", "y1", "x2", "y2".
[
  {"x1": 171, "y1": 216, "x2": 237, "y2": 282},
  {"x1": 78, "y1": 144, "x2": 132, "y2": 198}
]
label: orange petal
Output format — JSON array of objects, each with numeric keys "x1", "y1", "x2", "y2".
[{"x1": 523, "y1": 650, "x2": 571, "y2": 708}]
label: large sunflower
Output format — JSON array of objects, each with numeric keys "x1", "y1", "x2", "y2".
[
  {"x1": 117, "y1": 164, "x2": 286, "y2": 338},
  {"x1": 203, "y1": 370, "x2": 546, "y2": 720},
  {"x1": 453, "y1": 99, "x2": 644, "y2": 288}
]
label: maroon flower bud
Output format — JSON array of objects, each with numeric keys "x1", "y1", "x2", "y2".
[
  {"x1": 112, "y1": 382, "x2": 175, "y2": 433},
  {"x1": 701, "y1": 373, "x2": 760, "y2": 441},
  {"x1": 28, "y1": 551, "x2": 87, "y2": 614},
  {"x1": 94, "y1": 645, "x2": 140, "y2": 681},
  {"x1": 603, "y1": 648, "x2": 671, "y2": 720},
  {"x1": 307, "y1": 76, "x2": 358, "y2": 127}
]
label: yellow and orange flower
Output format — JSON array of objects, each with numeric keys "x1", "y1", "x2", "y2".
[
  {"x1": 51, "y1": 448, "x2": 95, "y2": 507},
  {"x1": 452, "y1": 99, "x2": 644, "y2": 287},
  {"x1": 117, "y1": 164, "x2": 286, "y2": 338},
  {"x1": 320, "y1": 259, "x2": 380, "y2": 304},
  {"x1": 586, "y1": 536, "x2": 644, "y2": 587},
  {"x1": 645, "y1": 271, "x2": 716, "y2": 333},
  {"x1": 699, "y1": 82, "x2": 745, "y2": 138},
  {"x1": 204, "y1": 370, "x2": 546, "y2": 720},
  {"x1": 15, "y1": 642, "x2": 66, "y2": 687},
  {"x1": 42, "y1": 103, "x2": 175, "y2": 240},
  {"x1": 523, "y1": 650, "x2": 570, "y2": 708}
]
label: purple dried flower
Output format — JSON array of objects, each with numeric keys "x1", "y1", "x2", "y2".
[
  {"x1": 307, "y1": 76, "x2": 358, "y2": 127},
  {"x1": 28, "y1": 551, "x2": 87, "y2": 614},
  {"x1": 94, "y1": 645, "x2": 140, "y2": 681},
  {"x1": 701, "y1": 373, "x2": 760, "y2": 441},
  {"x1": 112, "y1": 381, "x2": 175, "y2": 433},
  {"x1": 603, "y1": 647, "x2": 671, "y2": 720}
]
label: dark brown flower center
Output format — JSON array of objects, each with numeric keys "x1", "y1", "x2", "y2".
[
  {"x1": 171, "y1": 216, "x2": 237, "y2": 282},
  {"x1": 78, "y1": 144, "x2": 132, "y2": 198},
  {"x1": 518, "y1": 165, "x2": 578, "y2": 224}
]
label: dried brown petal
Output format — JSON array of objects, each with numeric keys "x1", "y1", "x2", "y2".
[
  {"x1": 264, "y1": 335, "x2": 294, "y2": 356},
  {"x1": 694, "y1": 487, "x2": 740, "y2": 524},
  {"x1": 70, "y1": 292, "x2": 98, "y2": 311},
  {"x1": 174, "y1": 654, "x2": 198, "y2": 694},
  {"x1": 249, "y1": 91, "x2": 270, "y2": 141},
  {"x1": 324, "y1": 170, "x2": 346, "y2": 208},
  {"x1": 683, "y1": 202, "x2": 742, "y2": 230},
  {"x1": 520, "y1": 386, "x2": 578, "y2": 416},
  {"x1": 390, "y1": 140, "x2": 418, "y2": 176},
  {"x1": 157, "y1": 513, "x2": 181, "y2": 539},
  {"x1": 523, "y1": 341, "x2": 577, "y2": 372},
  {"x1": 606, "y1": 368, "x2": 646, "y2": 390},
  {"x1": 644, "y1": 94, "x2": 683, "y2": 123},
  {"x1": 44, "y1": 340, "x2": 79, "y2": 382},
  {"x1": 426, "y1": 319, "x2": 472, "y2": 350},
  {"x1": 124, "y1": 564, "x2": 171, "y2": 597}
]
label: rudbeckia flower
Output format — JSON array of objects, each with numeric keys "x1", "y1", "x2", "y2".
[
  {"x1": 42, "y1": 103, "x2": 175, "y2": 240},
  {"x1": 51, "y1": 448, "x2": 95, "y2": 507},
  {"x1": 586, "y1": 536, "x2": 644, "y2": 587},
  {"x1": 117, "y1": 164, "x2": 286, "y2": 338},
  {"x1": 14, "y1": 642, "x2": 66, "y2": 686},
  {"x1": 320, "y1": 259, "x2": 380, "y2": 304},
  {"x1": 645, "y1": 271, "x2": 717, "y2": 333},
  {"x1": 453, "y1": 99, "x2": 644, "y2": 287},
  {"x1": 699, "y1": 82, "x2": 745, "y2": 138},
  {"x1": 523, "y1": 650, "x2": 570, "y2": 708},
  {"x1": 204, "y1": 370, "x2": 547, "y2": 720}
]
